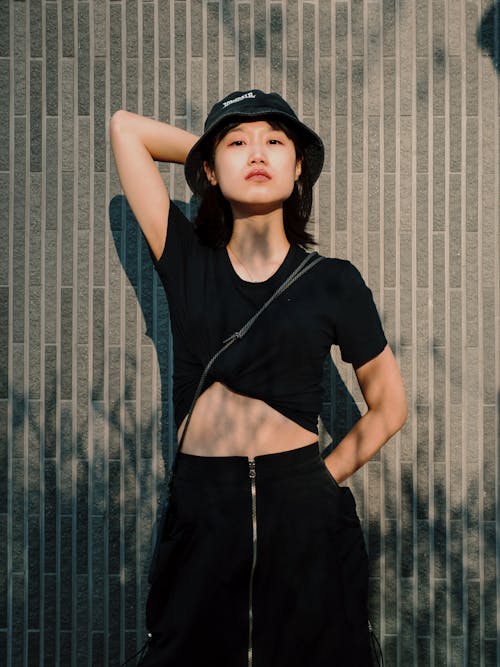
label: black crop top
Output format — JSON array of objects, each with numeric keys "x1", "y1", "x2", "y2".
[{"x1": 151, "y1": 202, "x2": 387, "y2": 434}]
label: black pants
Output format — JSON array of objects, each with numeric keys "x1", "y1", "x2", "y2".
[{"x1": 142, "y1": 442, "x2": 372, "y2": 667}]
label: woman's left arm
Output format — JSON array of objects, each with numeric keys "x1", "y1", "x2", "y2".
[{"x1": 324, "y1": 345, "x2": 408, "y2": 484}]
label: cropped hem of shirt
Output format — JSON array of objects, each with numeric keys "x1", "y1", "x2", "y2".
[{"x1": 150, "y1": 201, "x2": 387, "y2": 434}]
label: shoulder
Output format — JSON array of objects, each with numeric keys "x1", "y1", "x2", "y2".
[
  {"x1": 314, "y1": 255, "x2": 387, "y2": 366},
  {"x1": 313, "y1": 254, "x2": 367, "y2": 293},
  {"x1": 152, "y1": 199, "x2": 212, "y2": 287}
]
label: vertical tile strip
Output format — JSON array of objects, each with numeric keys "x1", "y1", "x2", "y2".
[{"x1": 6, "y1": 1, "x2": 13, "y2": 665}]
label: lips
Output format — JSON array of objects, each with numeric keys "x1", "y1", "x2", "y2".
[{"x1": 245, "y1": 168, "x2": 271, "y2": 181}]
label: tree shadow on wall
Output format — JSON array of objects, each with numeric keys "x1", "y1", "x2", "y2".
[
  {"x1": 8, "y1": 371, "x2": 160, "y2": 666},
  {"x1": 9, "y1": 374, "x2": 495, "y2": 665},
  {"x1": 477, "y1": 1, "x2": 500, "y2": 73}
]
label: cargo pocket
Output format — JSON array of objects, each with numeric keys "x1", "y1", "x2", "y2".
[
  {"x1": 148, "y1": 491, "x2": 188, "y2": 581},
  {"x1": 337, "y1": 488, "x2": 370, "y2": 634},
  {"x1": 146, "y1": 499, "x2": 190, "y2": 632},
  {"x1": 326, "y1": 469, "x2": 341, "y2": 489},
  {"x1": 320, "y1": 458, "x2": 342, "y2": 493}
]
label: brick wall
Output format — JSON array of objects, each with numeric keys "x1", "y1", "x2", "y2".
[{"x1": 1, "y1": 1, "x2": 499, "y2": 665}]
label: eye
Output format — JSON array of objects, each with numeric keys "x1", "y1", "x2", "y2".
[
  {"x1": 225, "y1": 134, "x2": 245, "y2": 146},
  {"x1": 268, "y1": 134, "x2": 287, "y2": 145}
]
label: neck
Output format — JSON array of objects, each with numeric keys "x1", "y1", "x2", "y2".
[
  {"x1": 226, "y1": 209, "x2": 291, "y2": 282},
  {"x1": 228, "y1": 208, "x2": 289, "y2": 261}
]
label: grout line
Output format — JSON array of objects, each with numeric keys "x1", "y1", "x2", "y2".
[
  {"x1": 494, "y1": 8, "x2": 500, "y2": 665},
  {"x1": 7, "y1": 0, "x2": 15, "y2": 664},
  {"x1": 87, "y1": 0, "x2": 95, "y2": 663},
  {"x1": 488, "y1": 5, "x2": 500, "y2": 665},
  {"x1": 297, "y1": 0, "x2": 303, "y2": 120},
  {"x1": 219, "y1": 0, "x2": 224, "y2": 98},
  {"x1": 102, "y1": 1, "x2": 112, "y2": 662},
  {"x1": 39, "y1": 0, "x2": 48, "y2": 661},
  {"x1": 282, "y1": 0, "x2": 287, "y2": 102},
  {"x1": 235, "y1": 1, "x2": 240, "y2": 92},
  {"x1": 150, "y1": 0, "x2": 161, "y2": 651},
  {"x1": 495, "y1": 40, "x2": 500, "y2": 667},
  {"x1": 362, "y1": 0, "x2": 368, "y2": 281},
  {"x1": 151, "y1": 0, "x2": 161, "y2": 633},
  {"x1": 55, "y1": 0, "x2": 64, "y2": 662},
  {"x1": 427, "y1": 0, "x2": 435, "y2": 663},
  {"x1": 394, "y1": 0, "x2": 402, "y2": 661},
  {"x1": 462, "y1": 1, "x2": 473, "y2": 663},
  {"x1": 377, "y1": 0, "x2": 386, "y2": 649},
  {"x1": 119, "y1": 2, "x2": 127, "y2": 662},
  {"x1": 410, "y1": 0, "x2": 418, "y2": 659},
  {"x1": 185, "y1": 0, "x2": 192, "y2": 197},
  {"x1": 250, "y1": 0, "x2": 255, "y2": 88},
  {"x1": 362, "y1": 0, "x2": 369, "y2": 568},
  {"x1": 136, "y1": 0, "x2": 144, "y2": 652},
  {"x1": 266, "y1": 0, "x2": 270, "y2": 91},
  {"x1": 23, "y1": 0, "x2": 31, "y2": 663},
  {"x1": 332, "y1": 3, "x2": 337, "y2": 260},
  {"x1": 71, "y1": 0, "x2": 80, "y2": 664},
  {"x1": 168, "y1": 0, "x2": 176, "y2": 469},
  {"x1": 442, "y1": 0, "x2": 451, "y2": 662}
]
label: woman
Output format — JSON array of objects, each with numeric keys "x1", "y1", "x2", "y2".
[{"x1": 110, "y1": 90, "x2": 407, "y2": 667}]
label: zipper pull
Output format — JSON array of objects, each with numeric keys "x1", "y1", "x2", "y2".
[{"x1": 248, "y1": 459, "x2": 256, "y2": 479}]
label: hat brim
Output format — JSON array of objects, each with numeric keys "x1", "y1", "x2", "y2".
[{"x1": 184, "y1": 110, "x2": 324, "y2": 197}]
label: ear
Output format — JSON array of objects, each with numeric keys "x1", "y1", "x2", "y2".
[
  {"x1": 294, "y1": 158, "x2": 302, "y2": 181},
  {"x1": 203, "y1": 161, "x2": 218, "y2": 186}
]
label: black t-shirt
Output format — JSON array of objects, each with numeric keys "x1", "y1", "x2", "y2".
[{"x1": 151, "y1": 202, "x2": 387, "y2": 434}]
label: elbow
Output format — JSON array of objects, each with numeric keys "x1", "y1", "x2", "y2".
[
  {"x1": 396, "y1": 396, "x2": 409, "y2": 432},
  {"x1": 109, "y1": 109, "x2": 131, "y2": 139},
  {"x1": 372, "y1": 385, "x2": 407, "y2": 440},
  {"x1": 109, "y1": 110, "x2": 137, "y2": 158}
]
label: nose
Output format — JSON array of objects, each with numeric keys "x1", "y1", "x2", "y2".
[{"x1": 248, "y1": 142, "x2": 267, "y2": 164}]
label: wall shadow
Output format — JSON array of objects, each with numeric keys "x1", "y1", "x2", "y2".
[
  {"x1": 477, "y1": 2, "x2": 500, "y2": 73},
  {"x1": 108, "y1": 194, "x2": 173, "y2": 467}
]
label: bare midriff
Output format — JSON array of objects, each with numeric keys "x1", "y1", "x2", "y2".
[{"x1": 178, "y1": 381, "x2": 318, "y2": 458}]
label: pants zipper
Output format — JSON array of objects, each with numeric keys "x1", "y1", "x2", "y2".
[{"x1": 248, "y1": 458, "x2": 257, "y2": 667}]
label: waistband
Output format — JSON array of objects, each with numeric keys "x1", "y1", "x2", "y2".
[{"x1": 175, "y1": 441, "x2": 323, "y2": 483}]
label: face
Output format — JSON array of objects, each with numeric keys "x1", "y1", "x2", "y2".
[{"x1": 203, "y1": 120, "x2": 302, "y2": 217}]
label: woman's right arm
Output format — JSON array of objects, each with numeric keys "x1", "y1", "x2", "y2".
[{"x1": 109, "y1": 110, "x2": 199, "y2": 259}]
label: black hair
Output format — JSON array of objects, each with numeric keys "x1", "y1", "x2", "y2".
[{"x1": 193, "y1": 117, "x2": 316, "y2": 249}]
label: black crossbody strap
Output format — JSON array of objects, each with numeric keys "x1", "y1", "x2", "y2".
[{"x1": 177, "y1": 251, "x2": 325, "y2": 451}]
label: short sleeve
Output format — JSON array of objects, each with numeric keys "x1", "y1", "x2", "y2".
[
  {"x1": 152, "y1": 200, "x2": 196, "y2": 288},
  {"x1": 334, "y1": 262, "x2": 387, "y2": 368}
]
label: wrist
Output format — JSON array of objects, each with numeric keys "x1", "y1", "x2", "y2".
[{"x1": 324, "y1": 455, "x2": 346, "y2": 485}]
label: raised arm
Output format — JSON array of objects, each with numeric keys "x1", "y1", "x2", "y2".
[
  {"x1": 109, "y1": 111, "x2": 198, "y2": 259},
  {"x1": 324, "y1": 345, "x2": 408, "y2": 484}
]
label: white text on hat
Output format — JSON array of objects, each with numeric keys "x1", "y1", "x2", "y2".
[{"x1": 222, "y1": 92, "x2": 257, "y2": 109}]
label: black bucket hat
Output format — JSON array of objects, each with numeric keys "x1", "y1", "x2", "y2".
[{"x1": 184, "y1": 89, "x2": 325, "y2": 196}]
